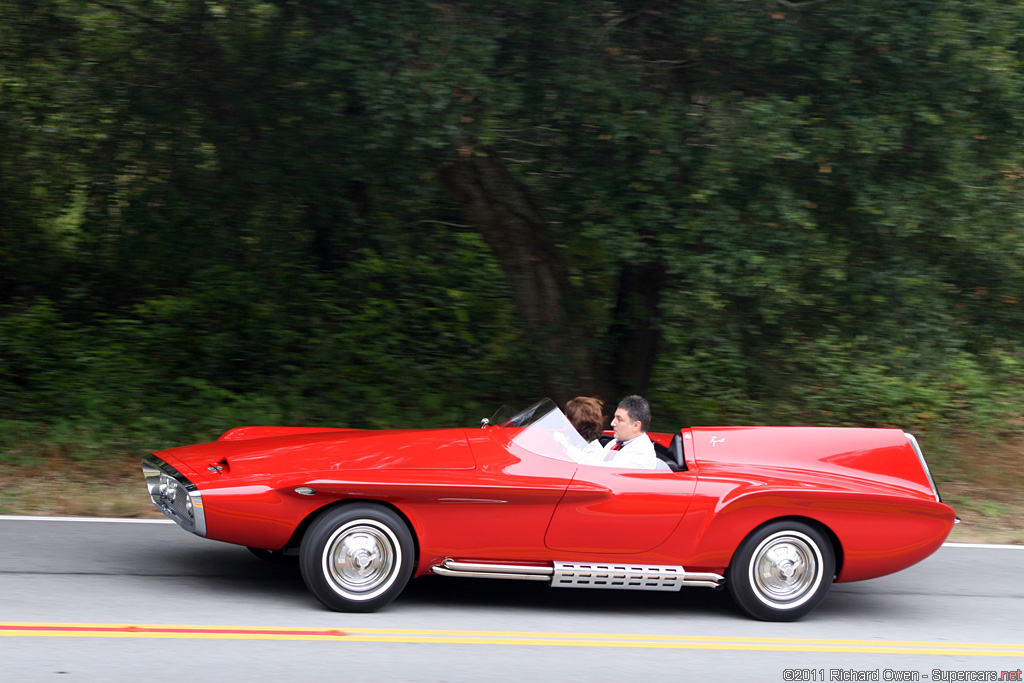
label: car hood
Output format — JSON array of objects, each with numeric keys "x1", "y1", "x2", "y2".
[{"x1": 152, "y1": 427, "x2": 476, "y2": 480}]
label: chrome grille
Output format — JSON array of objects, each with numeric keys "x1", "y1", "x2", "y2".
[{"x1": 142, "y1": 454, "x2": 207, "y2": 536}]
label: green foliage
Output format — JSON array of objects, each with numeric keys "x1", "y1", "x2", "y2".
[
  {"x1": 0, "y1": 232, "x2": 527, "y2": 455},
  {"x1": 3, "y1": 0, "x2": 1024, "y2": 461}
]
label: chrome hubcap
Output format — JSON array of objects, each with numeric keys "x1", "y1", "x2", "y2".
[
  {"x1": 323, "y1": 520, "x2": 400, "y2": 600},
  {"x1": 749, "y1": 530, "x2": 823, "y2": 609}
]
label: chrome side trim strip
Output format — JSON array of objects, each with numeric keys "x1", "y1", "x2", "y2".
[
  {"x1": 430, "y1": 559, "x2": 552, "y2": 581},
  {"x1": 429, "y1": 558, "x2": 725, "y2": 591},
  {"x1": 680, "y1": 572, "x2": 728, "y2": 588},
  {"x1": 431, "y1": 567, "x2": 552, "y2": 582},
  {"x1": 439, "y1": 560, "x2": 553, "y2": 576}
]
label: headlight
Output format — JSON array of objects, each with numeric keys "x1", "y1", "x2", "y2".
[
  {"x1": 159, "y1": 474, "x2": 179, "y2": 502},
  {"x1": 142, "y1": 455, "x2": 207, "y2": 536}
]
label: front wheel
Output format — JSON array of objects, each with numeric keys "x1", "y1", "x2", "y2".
[
  {"x1": 726, "y1": 520, "x2": 835, "y2": 621},
  {"x1": 300, "y1": 504, "x2": 415, "y2": 612}
]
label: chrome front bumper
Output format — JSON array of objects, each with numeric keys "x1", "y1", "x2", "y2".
[{"x1": 142, "y1": 454, "x2": 207, "y2": 536}]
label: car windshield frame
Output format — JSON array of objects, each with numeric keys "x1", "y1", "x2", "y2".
[
  {"x1": 488, "y1": 398, "x2": 559, "y2": 428},
  {"x1": 489, "y1": 399, "x2": 591, "y2": 463}
]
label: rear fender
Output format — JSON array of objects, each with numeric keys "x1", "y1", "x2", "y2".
[{"x1": 679, "y1": 478, "x2": 953, "y2": 582}]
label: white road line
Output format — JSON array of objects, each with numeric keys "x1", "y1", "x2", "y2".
[
  {"x1": 0, "y1": 515, "x2": 173, "y2": 524},
  {"x1": 0, "y1": 516, "x2": 1020, "y2": 550}
]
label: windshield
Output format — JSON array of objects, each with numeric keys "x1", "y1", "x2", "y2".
[
  {"x1": 487, "y1": 398, "x2": 559, "y2": 428},
  {"x1": 489, "y1": 399, "x2": 590, "y2": 462}
]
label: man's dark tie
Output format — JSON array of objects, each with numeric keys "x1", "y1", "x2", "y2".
[{"x1": 611, "y1": 441, "x2": 623, "y2": 450}]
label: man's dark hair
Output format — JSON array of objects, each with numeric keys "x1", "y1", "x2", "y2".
[{"x1": 618, "y1": 395, "x2": 651, "y2": 432}]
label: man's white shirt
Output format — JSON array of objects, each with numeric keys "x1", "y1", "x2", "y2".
[
  {"x1": 598, "y1": 433, "x2": 658, "y2": 469},
  {"x1": 560, "y1": 432, "x2": 659, "y2": 470}
]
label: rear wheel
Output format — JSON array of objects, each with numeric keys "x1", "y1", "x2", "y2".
[
  {"x1": 727, "y1": 520, "x2": 835, "y2": 621},
  {"x1": 300, "y1": 504, "x2": 415, "y2": 612}
]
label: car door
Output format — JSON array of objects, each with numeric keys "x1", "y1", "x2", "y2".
[{"x1": 544, "y1": 461, "x2": 698, "y2": 554}]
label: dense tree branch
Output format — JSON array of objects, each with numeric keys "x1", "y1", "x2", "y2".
[
  {"x1": 775, "y1": 0, "x2": 831, "y2": 9},
  {"x1": 88, "y1": 2, "x2": 177, "y2": 33}
]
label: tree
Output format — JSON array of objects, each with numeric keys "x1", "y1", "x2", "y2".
[{"x1": 3, "y1": 0, "x2": 1024, "y2": 437}]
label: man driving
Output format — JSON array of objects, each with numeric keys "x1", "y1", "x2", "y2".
[{"x1": 601, "y1": 395, "x2": 658, "y2": 469}]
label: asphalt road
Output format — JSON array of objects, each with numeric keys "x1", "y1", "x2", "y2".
[{"x1": 1, "y1": 517, "x2": 1022, "y2": 682}]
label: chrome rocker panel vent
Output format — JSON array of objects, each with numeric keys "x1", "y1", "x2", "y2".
[
  {"x1": 553, "y1": 562, "x2": 686, "y2": 591},
  {"x1": 431, "y1": 559, "x2": 724, "y2": 591}
]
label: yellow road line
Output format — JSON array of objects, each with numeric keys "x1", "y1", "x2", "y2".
[{"x1": 1, "y1": 623, "x2": 1021, "y2": 656}]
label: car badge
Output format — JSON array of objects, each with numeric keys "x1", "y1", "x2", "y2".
[{"x1": 710, "y1": 436, "x2": 725, "y2": 447}]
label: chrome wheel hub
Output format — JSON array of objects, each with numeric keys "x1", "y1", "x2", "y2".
[
  {"x1": 323, "y1": 520, "x2": 401, "y2": 600},
  {"x1": 749, "y1": 530, "x2": 823, "y2": 609}
]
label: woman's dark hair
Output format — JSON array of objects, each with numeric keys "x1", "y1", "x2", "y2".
[{"x1": 566, "y1": 396, "x2": 605, "y2": 442}]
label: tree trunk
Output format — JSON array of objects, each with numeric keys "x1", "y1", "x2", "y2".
[
  {"x1": 606, "y1": 261, "x2": 665, "y2": 398},
  {"x1": 440, "y1": 149, "x2": 603, "y2": 402}
]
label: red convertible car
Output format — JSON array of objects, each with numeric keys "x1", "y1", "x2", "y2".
[{"x1": 142, "y1": 399, "x2": 956, "y2": 621}]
